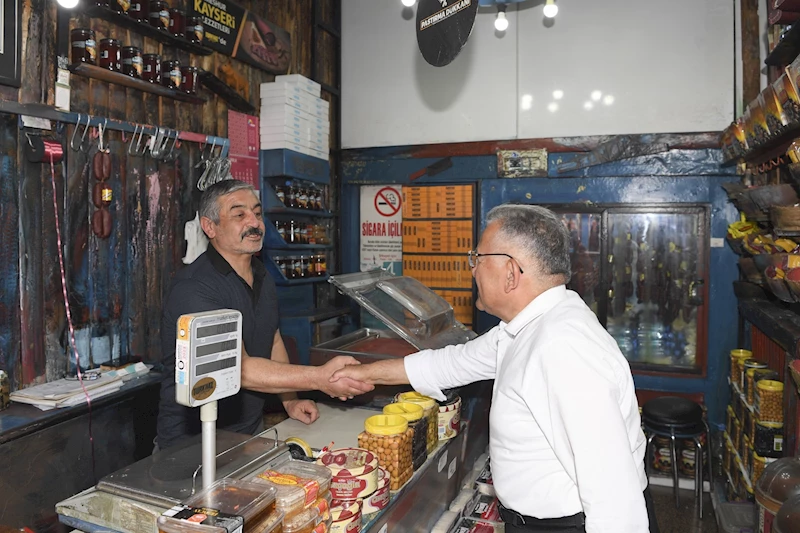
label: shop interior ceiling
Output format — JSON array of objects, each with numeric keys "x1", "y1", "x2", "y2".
[{"x1": 0, "y1": 1, "x2": 340, "y2": 392}]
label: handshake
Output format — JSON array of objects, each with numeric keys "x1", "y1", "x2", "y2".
[{"x1": 313, "y1": 355, "x2": 392, "y2": 400}]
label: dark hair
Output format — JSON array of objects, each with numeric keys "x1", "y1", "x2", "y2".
[
  {"x1": 199, "y1": 179, "x2": 257, "y2": 224},
  {"x1": 486, "y1": 204, "x2": 571, "y2": 281}
]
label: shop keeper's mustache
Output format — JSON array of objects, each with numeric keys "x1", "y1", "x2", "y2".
[{"x1": 241, "y1": 227, "x2": 263, "y2": 239}]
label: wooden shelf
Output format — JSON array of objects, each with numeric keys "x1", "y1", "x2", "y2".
[
  {"x1": 69, "y1": 63, "x2": 205, "y2": 104},
  {"x1": 86, "y1": 6, "x2": 213, "y2": 56},
  {"x1": 766, "y1": 21, "x2": 800, "y2": 66},
  {"x1": 724, "y1": 126, "x2": 800, "y2": 168},
  {"x1": 198, "y1": 69, "x2": 255, "y2": 114},
  {"x1": 266, "y1": 206, "x2": 334, "y2": 218}
]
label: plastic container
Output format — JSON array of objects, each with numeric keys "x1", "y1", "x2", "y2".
[
  {"x1": 754, "y1": 421, "x2": 784, "y2": 458},
  {"x1": 732, "y1": 417, "x2": 742, "y2": 453},
  {"x1": 329, "y1": 499, "x2": 361, "y2": 533},
  {"x1": 70, "y1": 28, "x2": 96, "y2": 65},
  {"x1": 121, "y1": 46, "x2": 142, "y2": 78},
  {"x1": 142, "y1": 53, "x2": 161, "y2": 83},
  {"x1": 680, "y1": 434, "x2": 707, "y2": 478},
  {"x1": 318, "y1": 448, "x2": 379, "y2": 501},
  {"x1": 362, "y1": 467, "x2": 390, "y2": 514},
  {"x1": 731, "y1": 349, "x2": 753, "y2": 390},
  {"x1": 358, "y1": 414, "x2": 413, "y2": 490},
  {"x1": 756, "y1": 457, "x2": 800, "y2": 533},
  {"x1": 149, "y1": 1, "x2": 170, "y2": 31},
  {"x1": 745, "y1": 360, "x2": 770, "y2": 403},
  {"x1": 396, "y1": 391, "x2": 438, "y2": 453},
  {"x1": 384, "y1": 402, "x2": 427, "y2": 470},
  {"x1": 438, "y1": 391, "x2": 461, "y2": 441},
  {"x1": 184, "y1": 479, "x2": 278, "y2": 533},
  {"x1": 157, "y1": 516, "x2": 227, "y2": 533},
  {"x1": 774, "y1": 493, "x2": 800, "y2": 533},
  {"x1": 283, "y1": 507, "x2": 324, "y2": 533},
  {"x1": 98, "y1": 38, "x2": 121, "y2": 71},
  {"x1": 735, "y1": 391, "x2": 746, "y2": 423},
  {"x1": 253, "y1": 469, "x2": 320, "y2": 519},
  {"x1": 275, "y1": 460, "x2": 332, "y2": 497},
  {"x1": 313, "y1": 491, "x2": 331, "y2": 522},
  {"x1": 756, "y1": 380, "x2": 785, "y2": 423}
]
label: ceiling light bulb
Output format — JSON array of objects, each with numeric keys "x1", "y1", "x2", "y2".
[
  {"x1": 58, "y1": 0, "x2": 79, "y2": 7},
  {"x1": 603, "y1": 95, "x2": 615, "y2": 106},
  {"x1": 547, "y1": 102, "x2": 559, "y2": 113},
  {"x1": 591, "y1": 90, "x2": 602, "y2": 101},
  {"x1": 552, "y1": 90, "x2": 564, "y2": 100},
  {"x1": 584, "y1": 101, "x2": 593, "y2": 110},
  {"x1": 495, "y1": 11, "x2": 509, "y2": 32},
  {"x1": 401, "y1": 0, "x2": 416, "y2": 7},
  {"x1": 543, "y1": 0, "x2": 558, "y2": 18}
]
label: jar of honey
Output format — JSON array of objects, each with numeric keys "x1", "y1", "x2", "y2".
[
  {"x1": 185, "y1": 16, "x2": 204, "y2": 44},
  {"x1": 148, "y1": 1, "x2": 170, "y2": 32},
  {"x1": 70, "y1": 28, "x2": 96, "y2": 65},
  {"x1": 168, "y1": 8, "x2": 185, "y2": 37},
  {"x1": 161, "y1": 59, "x2": 181, "y2": 89},
  {"x1": 142, "y1": 53, "x2": 161, "y2": 83},
  {"x1": 127, "y1": 1, "x2": 146, "y2": 21},
  {"x1": 98, "y1": 38, "x2": 121, "y2": 71},
  {"x1": 121, "y1": 46, "x2": 142, "y2": 78},
  {"x1": 180, "y1": 65, "x2": 198, "y2": 94}
]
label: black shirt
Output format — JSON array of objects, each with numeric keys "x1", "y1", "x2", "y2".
[{"x1": 156, "y1": 244, "x2": 279, "y2": 450}]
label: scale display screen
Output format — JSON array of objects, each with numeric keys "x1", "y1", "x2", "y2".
[{"x1": 174, "y1": 309, "x2": 242, "y2": 407}]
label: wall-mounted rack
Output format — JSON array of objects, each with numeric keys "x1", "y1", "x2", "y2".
[{"x1": 0, "y1": 101, "x2": 229, "y2": 155}]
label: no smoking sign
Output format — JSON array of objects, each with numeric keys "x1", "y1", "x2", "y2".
[{"x1": 374, "y1": 187, "x2": 402, "y2": 217}]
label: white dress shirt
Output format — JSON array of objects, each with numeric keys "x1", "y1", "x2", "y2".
[{"x1": 404, "y1": 285, "x2": 650, "y2": 533}]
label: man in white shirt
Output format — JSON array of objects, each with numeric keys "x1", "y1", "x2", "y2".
[{"x1": 332, "y1": 204, "x2": 658, "y2": 533}]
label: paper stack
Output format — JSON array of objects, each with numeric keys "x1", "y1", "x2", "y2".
[
  {"x1": 260, "y1": 74, "x2": 330, "y2": 160},
  {"x1": 10, "y1": 373, "x2": 124, "y2": 411}
]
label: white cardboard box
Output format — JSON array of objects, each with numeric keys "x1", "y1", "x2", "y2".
[
  {"x1": 260, "y1": 103, "x2": 329, "y2": 127},
  {"x1": 260, "y1": 123, "x2": 330, "y2": 144},
  {"x1": 261, "y1": 95, "x2": 328, "y2": 119},
  {"x1": 260, "y1": 133, "x2": 328, "y2": 153},
  {"x1": 260, "y1": 85, "x2": 330, "y2": 111},
  {"x1": 272, "y1": 75, "x2": 322, "y2": 96}
]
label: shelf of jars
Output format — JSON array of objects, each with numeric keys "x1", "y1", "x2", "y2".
[
  {"x1": 264, "y1": 252, "x2": 330, "y2": 286},
  {"x1": 262, "y1": 177, "x2": 332, "y2": 216}
]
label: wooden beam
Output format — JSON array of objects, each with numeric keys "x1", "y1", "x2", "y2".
[{"x1": 742, "y1": 0, "x2": 761, "y2": 104}]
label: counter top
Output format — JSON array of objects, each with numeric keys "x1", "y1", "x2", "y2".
[{"x1": 0, "y1": 372, "x2": 161, "y2": 444}]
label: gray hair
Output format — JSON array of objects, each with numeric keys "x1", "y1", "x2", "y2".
[
  {"x1": 199, "y1": 179, "x2": 257, "y2": 224},
  {"x1": 486, "y1": 204, "x2": 571, "y2": 281}
]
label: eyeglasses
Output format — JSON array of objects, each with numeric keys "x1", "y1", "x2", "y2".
[{"x1": 467, "y1": 250, "x2": 524, "y2": 274}]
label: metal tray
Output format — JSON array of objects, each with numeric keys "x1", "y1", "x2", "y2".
[{"x1": 310, "y1": 328, "x2": 413, "y2": 361}]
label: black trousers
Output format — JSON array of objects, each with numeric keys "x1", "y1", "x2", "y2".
[{"x1": 501, "y1": 486, "x2": 660, "y2": 533}]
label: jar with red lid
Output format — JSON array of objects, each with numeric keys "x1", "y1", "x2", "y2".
[
  {"x1": 121, "y1": 46, "x2": 142, "y2": 78},
  {"x1": 161, "y1": 59, "x2": 180, "y2": 89},
  {"x1": 99, "y1": 38, "x2": 121, "y2": 71},
  {"x1": 108, "y1": 0, "x2": 129, "y2": 14},
  {"x1": 142, "y1": 53, "x2": 161, "y2": 83},
  {"x1": 127, "y1": 1, "x2": 146, "y2": 21},
  {"x1": 180, "y1": 65, "x2": 198, "y2": 94},
  {"x1": 185, "y1": 16, "x2": 204, "y2": 44},
  {"x1": 168, "y1": 8, "x2": 185, "y2": 37},
  {"x1": 148, "y1": 1, "x2": 170, "y2": 32},
  {"x1": 70, "y1": 28, "x2": 96, "y2": 65}
]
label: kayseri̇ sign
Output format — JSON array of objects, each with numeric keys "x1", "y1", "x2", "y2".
[{"x1": 190, "y1": 0, "x2": 291, "y2": 74}]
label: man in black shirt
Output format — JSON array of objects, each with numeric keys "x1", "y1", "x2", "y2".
[{"x1": 156, "y1": 179, "x2": 371, "y2": 451}]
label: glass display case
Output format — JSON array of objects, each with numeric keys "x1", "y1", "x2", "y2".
[{"x1": 548, "y1": 205, "x2": 709, "y2": 375}]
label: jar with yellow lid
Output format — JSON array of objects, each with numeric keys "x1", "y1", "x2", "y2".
[
  {"x1": 753, "y1": 451, "x2": 778, "y2": 483},
  {"x1": 384, "y1": 402, "x2": 428, "y2": 470},
  {"x1": 358, "y1": 414, "x2": 413, "y2": 490},
  {"x1": 756, "y1": 380, "x2": 785, "y2": 423},
  {"x1": 730, "y1": 349, "x2": 752, "y2": 390},
  {"x1": 744, "y1": 360, "x2": 769, "y2": 404},
  {"x1": 396, "y1": 391, "x2": 438, "y2": 453}
]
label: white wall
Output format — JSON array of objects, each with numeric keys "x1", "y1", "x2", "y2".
[{"x1": 342, "y1": 0, "x2": 735, "y2": 149}]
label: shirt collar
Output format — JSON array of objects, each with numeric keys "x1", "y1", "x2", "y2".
[
  {"x1": 206, "y1": 243, "x2": 266, "y2": 279},
  {"x1": 503, "y1": 285, "x2": 568, "y2": 337}
]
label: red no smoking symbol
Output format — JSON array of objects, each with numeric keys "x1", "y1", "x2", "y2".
[{"x1": 374, "y1": 187, "x2": 402, "y2": 217}]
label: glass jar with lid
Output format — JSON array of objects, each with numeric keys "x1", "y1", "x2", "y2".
[
  {"x1": 149, "y1": 1, "x2": 170, "y2": 32},
  {"x1": 186, "y1": 16, "x2": 204, "y2": 44},
  {"x1": 168, "y1": 8, "x2": 185, "y2": 37},
  {"x1": 70, "y1": 28, "x2": 97, "y2": 65},
  {"x1": 384, "y1": 402, "x2": 428, "y2": 471},
  {"x1": 121, "y1": 46, "x2": 143, "y2": 78},
  {"x1": 358, "y1": 414, "x2": 413, "y2": 491},
  {"x1": 142, "y1": 53, "x2": 161, "y2": 83},
  {"x1": 99, "y1": 38, "x2": 121, "y2": 71}
]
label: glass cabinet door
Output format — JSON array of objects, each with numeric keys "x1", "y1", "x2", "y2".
[
  {"x1": 605, "y1": 208, "x2": 707, "y2": 373},
  {"x1": 554, "y1": 211, "x2": 604, "y2": 315}
]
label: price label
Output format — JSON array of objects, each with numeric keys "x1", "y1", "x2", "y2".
[
  {"x1": 438, "y1": 450, "x2": 448, "y2": 473},
  {"x1": 448, "y1": 457, "x2": 457, "y2": 479}
]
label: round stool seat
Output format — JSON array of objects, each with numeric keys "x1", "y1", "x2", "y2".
[{"x1": 642, "y1": 396, "x2": 703, "y2": 433}]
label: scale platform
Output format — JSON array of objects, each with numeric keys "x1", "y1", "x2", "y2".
[{"x1": 96, "y1": 429, "x2": 288, "y2": 507}]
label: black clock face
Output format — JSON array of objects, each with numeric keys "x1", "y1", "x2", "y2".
[{"x1": 416, "y1": 0, "x2": 480, "y2": 67}]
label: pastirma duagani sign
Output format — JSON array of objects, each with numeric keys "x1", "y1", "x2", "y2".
[
  {"x1": 416, "y1": 0, "x2": 479, "y2": 67},
  {"x1": 190, "y1": 0, "x2": 291, "y2": 74}
]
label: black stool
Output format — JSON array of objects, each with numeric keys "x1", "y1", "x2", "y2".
[{"x1": 642, "y1": 396, "x2": 712, "y2": 518}]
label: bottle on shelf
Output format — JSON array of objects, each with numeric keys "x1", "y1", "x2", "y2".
[
  {"x1": 298, "y1": 186, "x2": 309, "y2": 209},
  {"x1": 314, "y1": 253, "x2": 327, "y2": 277},
  {"x1": 275, "y1": 220, "x2": 286, "y2": 243},
  {"x1": 286, "y1": 181, "x2": 298, "y2": 208},
  {"x1": 275, "y1": 183, "x2": 286, "y2": 206},
  {"x1": 306, "y1": 223, "x2": 316, "y2": 245}
]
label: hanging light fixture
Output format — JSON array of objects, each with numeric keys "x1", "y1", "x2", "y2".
[
  {"x1": 495, "y1": 3, "x2": 509, "y2": 32},
  {"x1": 401, "y1": 0, "x2": 416, "y2": 7},
  {"x1": 543, "y1": 0, "x2": 558, "y2": 18},
  {"x1": 57, "y1": 0, "x2": 79, "y2": 7}
]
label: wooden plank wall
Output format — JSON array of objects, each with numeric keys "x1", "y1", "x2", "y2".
[{"x1": 0, "y1": 0, "x2": 339, "y2": 391}]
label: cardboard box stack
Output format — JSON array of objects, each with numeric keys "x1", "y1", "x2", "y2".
[{"x1": 259, "y1": 74, "x2": 330, "y2": 160}]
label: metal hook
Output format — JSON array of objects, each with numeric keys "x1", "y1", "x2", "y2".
[
  {"x1": 165, "y1": 131, "x2": 180, "y2": 161},
  {"x1": 70, "y1": 114, "x2": 84, "y2": 151},
  {"x1": 25, "y1": 132, "x2": 35, "y2": 148},
  {"x1": 97, "y1": 118, "x2": 109, "y2": 153},
  {"x1": 79, "y1": 116, "x2": 94, "y2": 154}
]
